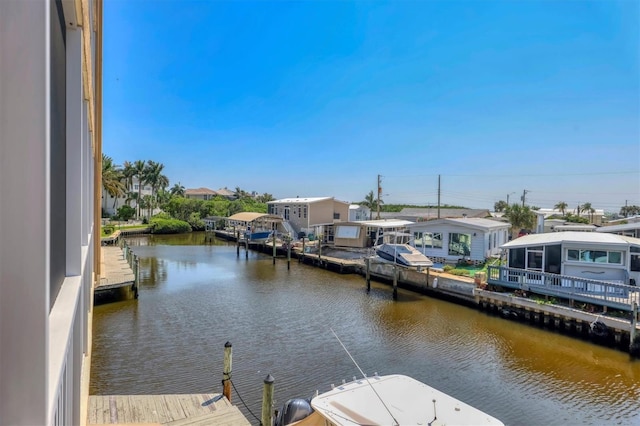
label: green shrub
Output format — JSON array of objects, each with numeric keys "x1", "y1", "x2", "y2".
[
  {"x1": 443, "y1": 265, "x2": 454, "y2": 272},
  {"x1": 448, "y1": 268, "x2": 471, "y2": 277},
  {"x1": 101, "y1": 225, "x2": 115, "y2": 237},
  {"x1": 116, "y1": 205, "x2": 135, "y2": 221},
  {"x1": 149, "y1": 217, "x2": 192, "y2": 234}
]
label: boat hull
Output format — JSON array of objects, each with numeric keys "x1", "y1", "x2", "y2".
[{"x1": 246, "y1": 230, "x2": 273, "y2": 243}]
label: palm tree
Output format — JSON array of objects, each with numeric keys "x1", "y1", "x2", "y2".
[
  {"x1": 582, "y1": 202, "x2": 594, "y2": 223},
  {"x1": 121, "y1": 161, "x2": 135, "y2": 201},
  {"x1": 170, "y1": 183, "x2": 186, "y2": 197},
  {"x1": 145, "y1": 160, "x2": 167, "y2": 216},
  {"x1": 494, "y1": 200, "x2": 508, "y2": 213},
  {"x1": 101, "y1": 154, "x2": 125, "y2": 211},
  {"x1": 233, "y1": 186, "x2": 248, "y2": 199},
  {"x1": 132, "y1": 160, "x2": 147, "y2": 219},
  {"x1": 504, "y1": 204, "x2": 536, "y2": 239},
  {"x1": 554, "y1": 201, "x2": 568, "y2": 217},
  {"x1": 361, "y1": 190, "x2": 379, "y2": 219}
]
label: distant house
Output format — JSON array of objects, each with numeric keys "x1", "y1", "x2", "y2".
[
  {"x1": 378, "y1": 208, "x2": 491, "y2": 221},
  {"x1": 267, "y1": 197, "x2": 350, "y2": 238},
  {"x1": 349, "y1": 204, "x2": 371, "y2": 221},
  {"x1": 597, "y1": 222, "x2": 640, "y2": 239},
  {"x1": 102, "y1": 177, "x2": 153, "y2": 217},
  {"x1": 185, "y1": 187, "x2": 218, "y2": 201},
  {"x1": 407, "y1": 218, "x2": 511, "y2": 264},
  {"x1": 535, "y1": 207, "x2": 605, "y2": 226},
  {"x1": 501, "y1": 232, "x2": 640, "y2": 285},
  {"x1": 215, "y1": 187, "x2": 236, "y2": 200}
]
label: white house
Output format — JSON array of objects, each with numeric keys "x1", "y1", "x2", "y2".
[
  {"x1": 1, "y1": 1, "x2": 102, "y2": 424},
  {"x1": 501, "y1": 232, "x2": 640, "y2": 285},
  {"x1": 267, "y1": 197, "x2": 350, "y2": 238},
  {"x1": 102, "y1": 176, "x2": 153, "y2": 216},
  {"x1": 407, "y1": 218, "x2": 511, "y2": 264},
  {"x1": 349, "y1": 204, "x2": 371, "y2": 221}
]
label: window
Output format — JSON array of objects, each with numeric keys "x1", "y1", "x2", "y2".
[
  {"x1": 631, "y1": 254, "x2": 640, "y2": 272},
  {"x1": 303, "y1": 206, "x2": 307, "y2": 218},
  {"x1": 449, "y1": 233, "x2": 471, "y2": 256},
  {"x1": 414, "y1": 232, "x2": 442, "y2": 248},
  {"x1": 567, "y1": 249, "x2": 624, "y2": 265},
  {"x1": 334, "y1": 213, "x2": 340, "y2": 219}
]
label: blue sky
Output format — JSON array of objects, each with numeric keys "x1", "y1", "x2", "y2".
[{"x1": 103, "y1": 0, "x2": 639, "y2": 212}]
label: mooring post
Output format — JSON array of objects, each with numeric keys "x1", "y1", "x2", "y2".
[
  {"x1": 245, "y1": 237, "x2": 249, "y2": 259},
  {"x1": 287, "y1": 236, "x2": 291, "y2": 270},
  {"x1": 300, "y1": 237, "x2": 305, "y2": 263},
  {"x1": 223, "y1": 342, "x2": 232, "y2": 402},
  {"x1": 272, "y1": 232, "x2": 277, "y2": 265},
  {"x1": 393, "y1": 265, "x2": 398, "y2": 300},
  {"x1": 236, "y1": 230, "x2": 240, "y2": 257},
  {"x1": 261, "y1": 374, "x2": 275, "y2": 426},
  {"x1": 134, "y1": 255, "x2": 139, "y2": 298},
  {"x1": 630, "y1": 302, "x2": 638, "y2": 353},
  {"x1": 365, "y1": 257, "x2": 371, "y2": 292}
]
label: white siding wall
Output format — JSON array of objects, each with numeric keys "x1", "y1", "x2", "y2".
[{"x1": 0, "y1": 2, "x2": 97, "y2": 425}]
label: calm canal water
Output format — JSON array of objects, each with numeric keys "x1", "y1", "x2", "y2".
[{"x1": 90, "y1": 233, "x2": 640, "y2": 425}]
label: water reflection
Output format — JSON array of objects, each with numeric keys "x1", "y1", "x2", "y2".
[{"x1": 91, "y1": 233, "x2": 640, "y2": 426}]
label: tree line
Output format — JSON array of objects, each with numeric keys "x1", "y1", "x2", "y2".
[{"x1": 101, "y1": 154, "x2": 275, "y2": 230}]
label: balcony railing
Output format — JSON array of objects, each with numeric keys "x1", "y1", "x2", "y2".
[{"x1": 487, "y1": 266, "x2": 640, "y2": 312}]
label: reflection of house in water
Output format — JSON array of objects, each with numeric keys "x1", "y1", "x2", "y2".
[{"x1": 502, "y1": 232, "x2": 640, "y2": 286}]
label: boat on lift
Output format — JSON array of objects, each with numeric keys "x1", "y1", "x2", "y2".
[{"x1": 374, "y1": 231, "x2": 433, "y2": 268}]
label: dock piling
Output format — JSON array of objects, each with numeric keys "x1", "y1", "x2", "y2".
[
  {"x1": 393, "y1": 265, "x2": 398, "y2": 300},
  {"x1": 223, "y1": 342, "x2": 232, "y2": 403},
  {"x1": 261, "y1": 374, "x2": 275, "y2": 426},
  {"x1": 287, "y1": 236, "x2": 291, "y2": 270},
  {"x1": 272, "y1": 232, "x2": 277, "y2": 265},
  {"x1": 630, "y1": 302, "x2": 638, "y2": 354},
  {"x1": 365, "y1": 257, "x2": 371, "y2": 292}
]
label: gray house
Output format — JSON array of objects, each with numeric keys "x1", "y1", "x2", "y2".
[
  {"x1": 407, "y1": 218, "x2": 511, "y2": 264},
  {"x1": 502, "y1": 232, "x2": 640, "y2": 285}
]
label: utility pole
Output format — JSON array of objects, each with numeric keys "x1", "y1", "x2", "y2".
[
  {"x1": 507, "y1": 192, "x2": 515, "y2": 205},
  {"x1": 376, "y1": 174, "x2": 381, "y2": 220},
  {"x1": 521, "y1": 189, "x2": 529, "y2": 207},
  {"x1": 437, "y1": 174, "x2": 441, "y2": 219}
]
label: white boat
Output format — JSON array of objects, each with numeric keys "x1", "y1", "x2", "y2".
[
  {"x1": 373, "y1": 231, "x2": 433, "y2": 267},
  {"x1": 275, "y1": 373, "x2": 504, "y2": 426},
  {"x1": 375, "y1": 243, "x2": 434, "y2": 267}
]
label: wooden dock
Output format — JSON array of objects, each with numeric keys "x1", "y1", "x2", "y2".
[
  {"x1": 87, "y1": 394, "x2": 250, "y2": 425},
  {"x1": 96, "y1": 246, "x2": 137, "y2": 302}
]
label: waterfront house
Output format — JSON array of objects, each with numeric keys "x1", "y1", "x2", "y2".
[
  {"x1": 267, "y1": 197, "x2": 350, "y2": 238},
  {"x1": 501, "y1": 232, "x2": 640, "y2": 286},
  {"x1": 407, "y1": 218, "x2": 511, "y2": 264},
  {"x1": 0, "y1": 1, "x2": 102, "y2": 424},
  {"x1": 333, "y1": 219, "x2": 415, "y2": 248}
]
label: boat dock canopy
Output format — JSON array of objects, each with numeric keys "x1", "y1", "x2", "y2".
[
  {"x1": 356, "y1": 219, "x2": 414, "y2": 228},
  {"x1": 227, "y1": 212, "x2": 283, "y2": 223}
]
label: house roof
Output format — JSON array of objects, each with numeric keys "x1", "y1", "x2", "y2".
[
  {"x1": 597, "y1": 222, "x2": 640, "y2": 233},
  {"x1": 185, "y1": 187, "x2": 217, "y2": 195},
  {"x1": 216, "y1": 188, "x2": 235, "y2": 196},
  {"x1": 397, "y1": 208, "x2": 491, "y2": 219},
  {"x1": 349, "y1": 204, "x2": 370, "y2": 210},
  {"x1": 268, "y1": 197, "x2": 335, "y2": 204},
  {"x1": 408, "y1": 217, "x2": 510, "y2": 231},
  {"x1": 502, "y1": 231, "x2": 640, "y2": 249},
  {"x1": 354, "y1": 219, "x2": 414, "y2": 228}
]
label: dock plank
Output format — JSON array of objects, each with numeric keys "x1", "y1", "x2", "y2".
[{"x1": 87, "y1": 394, "x2": 250, "y2": 425}]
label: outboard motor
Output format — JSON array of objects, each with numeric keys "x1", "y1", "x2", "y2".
[{"x1": 274, "y1": 398, "x2": 313, "y2": 426}]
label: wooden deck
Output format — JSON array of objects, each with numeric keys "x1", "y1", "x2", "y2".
[
  {"x1": 87, "y1": 394, "x2": 251, "y2": 425},
  {"x1": 98, "y1": 246, "x2": 135, "y2": 290}
]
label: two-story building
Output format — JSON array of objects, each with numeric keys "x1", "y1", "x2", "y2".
[{"x1": 267, "y1": 197, "x2": 350, "y2": 238}]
